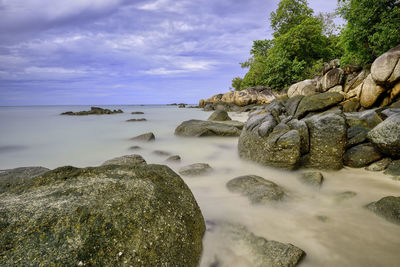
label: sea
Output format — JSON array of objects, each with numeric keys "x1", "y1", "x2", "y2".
[{"x1": 0, "y1": 105, "x2": 399, "y2": 266}]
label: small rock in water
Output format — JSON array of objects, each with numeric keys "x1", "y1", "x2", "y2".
[
  {"x1": 126, "y1": 118, "x2": 146, "y2": 122},
  {"x1": 131, "y1": 112, "x2": 144, "y2": 114},
  {"x1": 102, "y1": 154, "x2": 147, "y2": 166},
  {"x1": 384, "y1": 160, "x2": 400, "y2": 179},
  {"x1": 152, "y1": 150, "x2": 171, "y2": 156},
  {"x1": 334, "y1": 191, "x2": 357, "y2": 202},
  {"x1": 365, "y1": 158, "x2": 392, "y2": 171},
  {"x1": 366, "y1": 196, "x2": 400, "y2": 225},
  {"x1": 129, "y1": 146, "x2": 142, "y2": 150},
  {"x1": 166, "y1": 155, "x2": 181, "y2": 162},
  {"x1": 179, "y1": 163, "x2": 213, "y2": 176},
  {"x1": 316, "y1": 215, "x2": 329, "y2": 222},
  {"x1": 207, "y1": 110, "x2": 232, "y2": 121},
  {"x1": 130, "y1": 132, "x2": 155, "y2": 142},
  {"x1": 299, "y1": 172, "x2": 324, "y2": 187},
  {"x1": 226, "y1": 175, "x2": 285, "y2": 204}
]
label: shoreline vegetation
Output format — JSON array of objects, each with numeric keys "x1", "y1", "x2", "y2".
[{"x1": 1, "y1": 0, "x2": 400, "y2": 266}]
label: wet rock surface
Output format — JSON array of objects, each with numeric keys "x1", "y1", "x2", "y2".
[
  {"x1": 226, "y1": 175, "x2": 286, "y2": 204},
  {"x1": 102, "y1": 154, "x2": 147, "y2": 166},
  {"x1": 175, "y1": 120, "x2": 243, "y2": 137},
  {"x1": 299, "y1": 172, "x2": 324, "y2": 187},
  {"x1": 0, "y1": 167, "x2": 50, "y2": 194},
  {"x1": 367, "y1": 196, "x2": 400, "y2": 225},
  {"x1": 130, "y1": 132, "x2": 155, "y2": 142},
  {"x1": 0, "y1": 164, "x2": 206, "y2": 266},
  {"x1": 179, "y1": 163, "x2": 213, "y2": 176}
]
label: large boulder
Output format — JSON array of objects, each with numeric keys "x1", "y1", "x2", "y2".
[
  {"x1": 371, "y1": 44, "x2": 400, "y2": 86},
  {"x1": 368, "y1": 113, "x2": 400, "y2": 157},
  {"x1": 0, "y1": 164, "x2": 205, "y2": 266},
  {"x1": 294, "y1": 92, "x2": 344, "y2": 119},
  {"x1": 0, "y1": 167, "x2": 50, "y2": 194},
  {"x1": 303, "y1": 112, "x2": 347, "y2": 170},
  {"x1": 207, "y1": 110, "x2": 231, "y2": 121},
  {"x1": 238, "y1": 114, "x2": 301, "y2": 170},
  {"x1": 360, "y1": 74, "x2": 386, "y2": 108},
  {"x1": 366, "y1": 196, "x2": 400, "y2": 225},
  {"x1": 321, "y1": 68, "x2": 345, "y2": 91},
  {"x1": 102, "y1": 154, "x2": 147, "y2": 166},
  {"x1": 343, "y1": 143, "x2": 383, "y2": 168},
  {"x1": 287, "y1": 79, "x2": 317, "y2": 97},
  {"x1": 175, "y1": 120, "x2": 243, "y2": 137},
  {"x1": 226, "y1": 175, "x2": 286, "y2": 204}
]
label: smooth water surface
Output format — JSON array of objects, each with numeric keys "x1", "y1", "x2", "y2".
[{"x1": 0, "y1": 105, "x2": 399, "y2": 266}]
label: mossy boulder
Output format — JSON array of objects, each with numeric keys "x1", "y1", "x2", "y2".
[
  {"x1": 0, "y1": 166, "x2": 50, "y2": 194},
  {"x1": 367, "y1": 196, "x2": 400, "y2": 225},
  {"x1": 294, "y1": 92, "x2": 344, "y2": 119},
  {"x1": 368, "y1": 113, "x2": 400, "y2": 157},
  {"x1": 175, "y1": 120, "x2": 243, "y2": 137},
  {"x1": 0, "y1": 164, "x2": 205, "y2": 266},
  {"x1": 343, "y1": 143, "x2": 383, "y2": 168},
  {"x1": 102, "y1": 154, "x2": 147, "y2": 166},
  {"x1": 207, "y1": 110, "x2": 232, "y2": 121}
]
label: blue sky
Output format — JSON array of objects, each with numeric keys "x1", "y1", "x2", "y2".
[{"x1": 0, "y1": 0, "x2": 340, "y2": 105}]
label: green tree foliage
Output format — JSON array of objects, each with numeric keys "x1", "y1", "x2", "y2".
[
  {"x1": 338, "y1": 0, "x2": 400, "y2": 65},
  {"x1": 230, "y1": 77, "x2": 243, "y2": 91},
  {"x1": 240, "y1": 0, "x2": 339, "y2": 91}
]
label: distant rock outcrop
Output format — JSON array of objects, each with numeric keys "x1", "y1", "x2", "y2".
[{"x1": 61, "y1": 106, "x2": 123, "y2": 115}]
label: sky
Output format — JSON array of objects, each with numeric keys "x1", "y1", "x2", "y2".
[{"x1": 0, "y1": 0, "x2": 340, "y2": 106}]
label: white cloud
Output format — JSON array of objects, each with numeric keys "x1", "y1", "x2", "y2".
[{"x1": 135, "y1": 0, "x2": 188, "y2": 13}]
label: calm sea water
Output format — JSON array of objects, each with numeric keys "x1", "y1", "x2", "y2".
[{"x1": 1, "y1": 105, "x2": 399, "y2": 266}]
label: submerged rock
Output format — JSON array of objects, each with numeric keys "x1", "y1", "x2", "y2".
[
  {"x1": 179, "y1": 163, "x2": 213, "y2": 176},
  {"x1": 0, "y1": 166, "x2": 50, "y2": 194},
  {"x1": 126, "y1": 118, "x2": 146, "y2": 122},
  {"x1": 152, "y1": 150, "x2": 171, "y2": 156},
  {"x1": 384, "y1": 160, "x2": 400, "y2": 177},
  {"x1": 130, "y1": 132, "x2": 155, "y2": 142},
  {"x1": 131, "y1": 111, "x2": 144, "y2": 114},
  {"x1": 175, "y1": 120, "x2": 243, "y2": 137},
  {"x1": 226, "y1": 175, "x2": 285, "y2": 204},
  {"x1": 299, "y1": 172, "x2": 324, "y2": 187},
  {"x1": 0, "y1": 164, "x2": 206, "y2": 266},
  {"x1": 217, "y1": 223, "x2": 305, "y2": 267},
  {"x1": 367, "y1": 196, "x2": 400, "y2": 224},
  {"x1": 208, "y1": 110, "x2": 232, "y2": 121},
  {"x1": 166, "y1": 155, "x2": 181, "y2": 162},
  {"x1": 102, "y1": 154, "x2": 147, "y2": 166},
  {"x1": 61, "y1": 106, "x2": 123, "y2": 115}
]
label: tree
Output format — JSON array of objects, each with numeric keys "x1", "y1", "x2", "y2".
[
  {"x1": 338, "y1": 0, "x2": 400, "y2": 65},
  {"x1": 230, "y1": 77, "x2": 243, "y2": 91},
  {"x1": 240, "y1": 0, "x2": 338, "y2": 90}
]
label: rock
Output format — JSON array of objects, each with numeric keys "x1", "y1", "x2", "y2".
[
  {"x1": 287, "y1": 79, "x2": 317, "y2": 97},
  {"x1": 368, "y1": 113, "x2": 400, "y2": 157},
  {"x1": 61, "y1": 106, "x2": 123, "y2": 115},
  {"x1": 152, "y1": 150, "x2": 171, "y2": 156},
  {"x1": 217, "y1": 223, "x2": 305, "y2": 267},
  {"x1": 207, "y1": 110, "x2": 232, "y2": 121},
  {"x1": 390, "y1": 99, "x2": 400, "y2": 108},
  {"x1": 285, "y1": 95, "x2": 304, "y2": 117},
  {"x1": 174, "y1": 120, "x2": 243, "y2": 137},
  {"x1": 366, "y1": 196, "x2": 400, "y2": 224},
  {"x1": 360, "y1": 74, "x2": 386, "y2": 108},
  {"x1": 384, "y1": 160, "x2": 400, "y2": 177},
  {"x1": 346, "y1": 124, "x2": 370, "y2": 147},
  {"x1": 203, "y1": 103, "x2": 214, "y2": 111},
  {"x1": 341, "y1": 98, "x2": 360, "y2": 112},
  {"x1": 323, "y1": 59, "x2": 340, "y2": 74},
  {"x1": 179, "y1": 163, "x2": 213, "y2": 176},
  {"x1": 130, "y1": 132, "x2": 155, "y2": 142},
  {"x1": 166, "y1": 155, "x2": 181, "y2": 162},
  {"x1": 321, "y1": 68, "x2": 344, "y2": 91},
  {"x1": 343, "y1": 143, "x2": 383, "y2": 168},
  {"x1": 178, "y1": 104, "x2": 186, "y2": 108},
  {"x1": 287, "y1": 119, "x2": 309, "y2": 154},
  {"x1": 0, "y1": 167, "x2": 50, "y2": 194},
  {"x1": 102, "y1": 154, "x2": 147, "y2": 166},
  {"x1": 365, "y1": 158, "x2": 392, "y2": 171},
  {"x1": 328, "y1": 85, "x2": 344, "y2": 93},
  {"x1": 380, "y1": 108, "x2": 400, "y2": 119},
  {"x1": 345, "y1": 109, "x2": 383, "y2": 129},
  {"x1": 238, "y1": 125, "x2": 301, "y2": 170},
  {"x1": 126, "y1": 118, "x2": 146, "y2": 122},
  {"x1": 344, "y1": 69, "x2": 369, "y2": 93},
  {"x1": 0, "y1": 164, "x2": 205, "y2": 266},
  {"x1": 226, "y1": 175, "x2": 285, "y2": 203},
  {"x1": 303, "y1": 112, "x2": 347, "y2": 170},
  {"x1": 131, "y1": 112, "x2": 144, "y2": 114},
  {"x1": 129, "y1": 145, "x2": 141, "y2": 150},
  {"x1": 199, "y1": 99, "x2": 205, "y2": 107},
  {"x1": 294, "y1": 92, "x2": 344, "y2": 119},
  {"x1": 299, "y1": 172, "x2": 324, "y2": 187},
  {"x1": 371, "y1": 44, "x2": 400, "y2": 86},
  {"x1": 334, "y1": 191, "x2": 357, "y2": 202}
]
